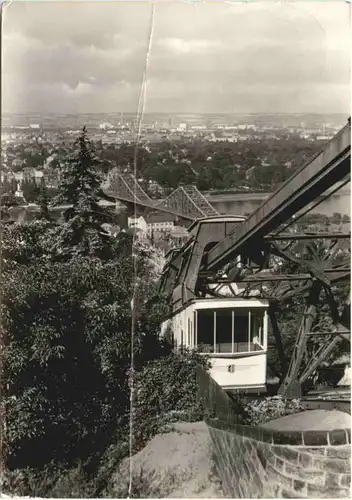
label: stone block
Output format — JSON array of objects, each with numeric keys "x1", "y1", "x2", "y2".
[
  {"x1": 307, "y1": 483, "x2": 336, "y2": 498},
  {"x1": 261, "y1": 447, "x2": 276, "y2": 469},
  {"x1": 314, "y1": 457, "x2": 350, "y2": 474},
  {"x1": 340, "y1": 474, "x2": 351, "y2": 488},
  {"x1": 281, "y1": 488, "x2": 295, "y2": 498},
  {"x1": 299, "y1": 452, "x2": 313, "y2": 468},
  {"x1": 303, "y1": 431, "x2": 328, "y2": 446},
  {"x1": 304, "y1": 446, "x2": 326, "y2": 456},
  {"x1": 273, "y1": 484, "x2": 282, "y2": 497},
  {"x1": 293, "y1": 479, "x2": 307, "y2": 495},
  {"x1": 277, "y1": 470, "x2": 295, "y2": 489},
  {"x1": 337, "y1": 489, "x2": 352, "y2": 498},
  {"x1": 329, "y1": 429, "x2": 348, "y2": 446},
  {"x1": 298, "y1": 468, "x2": 325, "y2": 485},
  {"x1": 275, "y1": 456, "x2": 285, "y2": 472},
  {"x1": 266, "y1": 463, "x2": 293, "y2": 490},
  {"x1": 325, "y1": 471, "x2": 341, "y2": 488},
  {"x1": 347, "y1": 429, "x2": 351, "y2": 444},
  {"x1": 266, "y1": 462, "x2": 281, "y2": 484},
  {"x1": 285, "y1": 461, "x2": 300, "y2": 476},
  {"x1": 282, "y1": 488, "x2": 303, "y2": 498},
  {"x1": 326, "y1": 446, "x2": 351, "y2": 460},
  {"x1": 272, "y1": 445, "x2": 299, "y2": 464},
  {"x1": 340, "y1": 473, "x2": 351, "y2": 488}
]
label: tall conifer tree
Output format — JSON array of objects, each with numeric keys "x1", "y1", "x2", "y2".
[
  {"x1": 36, "y1": 181, "x2": 51, "y2": 222},
  {"x1": 53, "y1": 126, "x2": 112, "y2": 258}
]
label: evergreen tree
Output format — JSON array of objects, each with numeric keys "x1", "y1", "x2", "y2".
[
  {"x1": 36, "y1": 182, "x2": 51, "y2": 221},
  {"x1": 21, "y1": 178, "x2": 38, "y2": 203},
  {"x1": 52, "y1": 127, "x2": 113, "y2": 259}
]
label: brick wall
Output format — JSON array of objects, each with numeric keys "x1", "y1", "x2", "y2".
[{"x1": 207, "y1": 418, "x2": 351, "y2": 498}]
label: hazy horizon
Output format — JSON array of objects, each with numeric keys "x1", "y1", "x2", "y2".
[{"x1": 2, "y1": 111, "x2": 349, "y2": 116}]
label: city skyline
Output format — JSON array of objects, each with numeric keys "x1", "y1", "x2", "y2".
[{"x1": 2, "y1": 0, "x2": 351, "y2": 115}]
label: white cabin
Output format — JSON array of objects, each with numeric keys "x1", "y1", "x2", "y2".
[{"x1": 161, "y1": 297, "x2": 269, "y2": 392}]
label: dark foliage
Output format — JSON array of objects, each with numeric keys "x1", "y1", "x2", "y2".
[
  {"x1": 133, "y1": 349, "x2": 210, "y2": 448},
  {"x1": 0, "y1": 129, "x2": 172, "y2": 497},
  {"x1": 100, "y1": 136, "x2": 323, "y2": 193}
]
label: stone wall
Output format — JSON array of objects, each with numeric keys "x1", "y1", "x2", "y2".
[{"x1": 207, "y1": 418, "x2": 351, "y2": 498}]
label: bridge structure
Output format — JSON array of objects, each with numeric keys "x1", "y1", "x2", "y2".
[
  {"x1": 158, "y1": 119, "x2": 351, "y2": 399},
  {"x1": 103, "y1": 171, "x2": 219, "y2": 220}
]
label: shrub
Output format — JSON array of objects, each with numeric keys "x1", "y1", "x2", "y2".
[
  {"x1": 243, "y1": 396, "x2": 303, "y2": 426},
  {"x1": 133, "y1": 349, "x2": 210, "y2": 447}
]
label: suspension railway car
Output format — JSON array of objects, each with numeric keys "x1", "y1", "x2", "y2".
[{"x1": 161, "y1": 296, "x2": 269, "y2": 393}]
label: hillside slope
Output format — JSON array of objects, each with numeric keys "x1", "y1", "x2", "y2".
[{"x1": 113, "y1": 421, "x2": 225, "y2": 498}]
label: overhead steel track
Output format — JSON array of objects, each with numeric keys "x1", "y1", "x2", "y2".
[{"x1": 204, "y1": 121, "x2": 351, "y2": 272}]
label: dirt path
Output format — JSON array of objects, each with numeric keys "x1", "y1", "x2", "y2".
[{"x1": 113, "y1": 421, "x2": 225, "y2": 498}]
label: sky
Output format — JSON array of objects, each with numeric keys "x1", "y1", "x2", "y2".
[{"x1": 2, "y1": 0, "x2": 351, "y2": 114}]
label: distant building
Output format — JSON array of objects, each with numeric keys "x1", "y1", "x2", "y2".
[
  {"x1": 127, "y1": 215, "x2": 148, "y2": 233},
  {"x1": 170, "y1": 226, "x2": 190, "y2": 246},
  {"x1": 34, "y1": 169, "x2": 44, "y2": 184},
  {"x1": 177, "y1": 123, "x2": 187, "y2": 132},
  {"x1": 102, "y1": 224, "x2": 120, "y2": 237},
  {"x1": 146, "y1": 212, "x2": 176, "y2": 234},
  {"x1": 12, "y1": 158, "x2": 23, "y2": 169},
  {"x1": 316, "y1": 135, "x2": 333, "y2": 141},
  {"x1": 99, "y1": 122, "x2": 114, "y2": 130},
  {"x1": 14, "y1": 182, "x2": 25, "y2": 199},
  {"x1": 14, "y1": 172, "x2": 24, "y2": 182}
]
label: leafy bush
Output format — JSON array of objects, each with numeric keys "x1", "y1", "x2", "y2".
[
  {"x1": 3, "y1": 463, "x2": 92, "y2": 498},
  {"x1": 133, "y1": 349, "x2": 210, "y2": 447},
  {"x1": 243, "y1": 396, "x2": 303, "y2": 426}
]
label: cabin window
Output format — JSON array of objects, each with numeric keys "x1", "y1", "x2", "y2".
[
  {"x1": 197, "y1": 309, "x2": 215, "y2": 352},
  {"x1": 215, "y1": 309, "x2": 232, "y2": 353},
  {"x1": 196, "y1": 308, "x2": 266, "y2": 354}
]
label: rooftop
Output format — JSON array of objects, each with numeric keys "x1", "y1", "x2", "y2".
[{"x1": 147, "y1": 212, "x2": 177, "y2": 223}]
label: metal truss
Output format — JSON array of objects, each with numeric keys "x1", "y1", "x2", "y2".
[
  {"x1": 118, "y1": 173, "x2": 153, "y2": 205},
  {"x1": 155, "y1": 185, "x2": 220, "y2": 219},
  {"x1": 103, "y1": 171, "x2": 219, "y2": 221},
  {"x1": 180, "y1": 186, "x2": 220, "y2": 217},
  {"x1": 105, "y1": 170, "x2": 154, "y2": 206}
]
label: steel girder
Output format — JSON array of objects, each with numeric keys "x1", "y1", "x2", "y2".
[
  {"x1": 104, "y1": 170, "x2": 154, "y2": 206},
  {"x1": 155, "y1": 185, "x2": 220, "y2": 220},
  {"x1": 104, "y1": 171, "x2": 219, "y2": 221}
]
